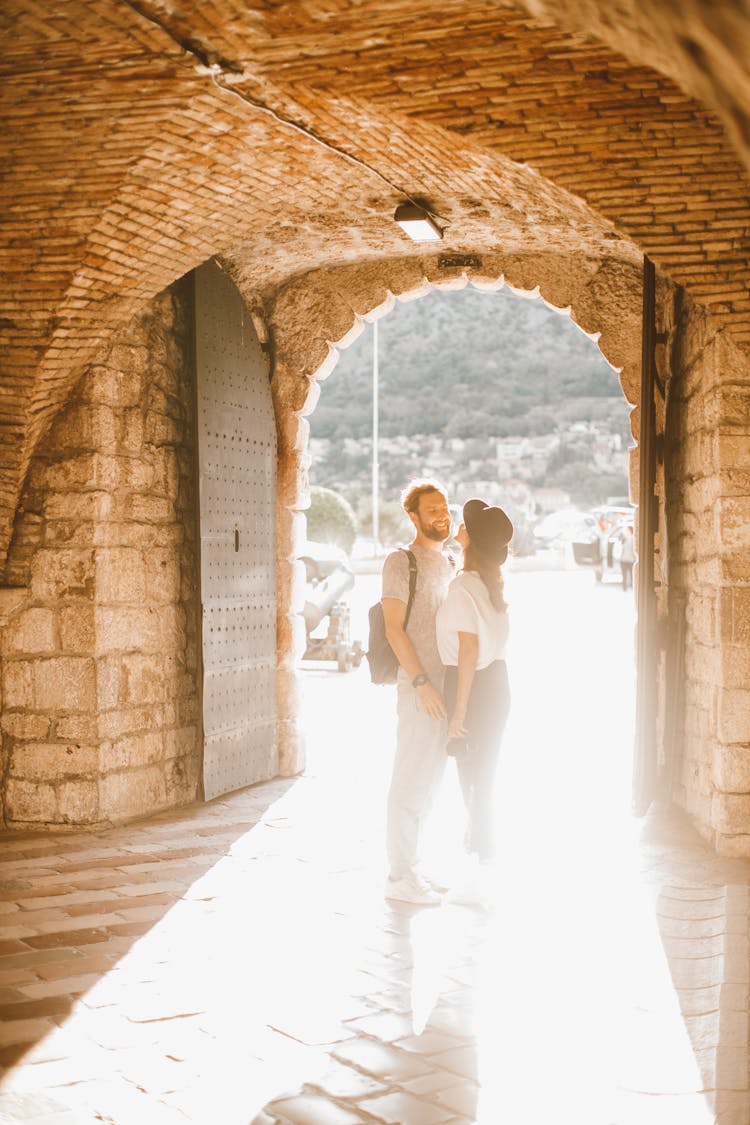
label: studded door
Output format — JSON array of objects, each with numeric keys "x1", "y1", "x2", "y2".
[{"x1": 194, "y1": 261, "x2": 278, "y2": 801}]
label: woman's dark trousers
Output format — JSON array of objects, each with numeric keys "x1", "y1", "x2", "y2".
[{"x1": 445, "y1": 660, "x2": 510, "y2": 861}]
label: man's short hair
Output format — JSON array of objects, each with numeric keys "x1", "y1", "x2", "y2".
[{"x1": 401, "y1": 478, "x2": 448, "y2": 514}]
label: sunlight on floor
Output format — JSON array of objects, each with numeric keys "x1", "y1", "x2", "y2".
[{"x1": 0, "y1": 569, "x2": 723, "y2": 1124}]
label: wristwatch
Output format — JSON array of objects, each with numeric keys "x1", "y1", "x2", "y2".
[{"x1": 412, "y1": 673, "x2": 428, "y2": 688}]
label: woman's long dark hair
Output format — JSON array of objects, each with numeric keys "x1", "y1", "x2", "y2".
[{"x1": 464, "y1": 542, "x2": 507, "y2": 611}]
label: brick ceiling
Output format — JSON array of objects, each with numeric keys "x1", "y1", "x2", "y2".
[{"x1": 1, "y1": 0, "x2": 749, "y2": 565}]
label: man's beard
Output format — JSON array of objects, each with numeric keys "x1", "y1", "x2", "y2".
[{"x1": 418, "y1": 516, "x2": 450, "y2": 542}]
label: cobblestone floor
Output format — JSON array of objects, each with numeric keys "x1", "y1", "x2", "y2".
[{"x1": 1, "y1": 570, "x2": 749, "y2": 1124}]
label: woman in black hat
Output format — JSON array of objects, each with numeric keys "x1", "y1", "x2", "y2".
[{"x1": 436, "y1": 499, "x2": 513, "y2": 891}]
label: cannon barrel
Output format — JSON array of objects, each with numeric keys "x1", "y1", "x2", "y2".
[{"x1": 303, "y1": 566, "x2": 355, "y2": 633}]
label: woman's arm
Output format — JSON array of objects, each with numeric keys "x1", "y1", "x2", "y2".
[{"x1": 448, "y1": 630, "x2": 479, "y2": 738}]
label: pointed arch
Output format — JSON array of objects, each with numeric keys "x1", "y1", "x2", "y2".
[{"x1": 267, "y1": 250, "x2": 648, "y2": 773}]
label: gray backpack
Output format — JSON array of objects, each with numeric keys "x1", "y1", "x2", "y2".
[{"x1": 366, "y1": 550, "x2": 417, "y2": 684}]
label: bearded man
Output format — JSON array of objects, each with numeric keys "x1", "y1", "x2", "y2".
[{"x1": 381, "y1": 479, "x2": 453, "y2": 905}]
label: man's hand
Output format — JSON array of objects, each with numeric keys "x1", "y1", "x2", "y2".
[{"x1": 417, "y1": 680, "x2": 446, "y2": 719}]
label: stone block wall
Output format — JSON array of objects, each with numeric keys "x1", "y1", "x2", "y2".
[
  {"x1": 0, "y1": 280, "x2": 201, "y2": 828},
  {"x1": 666, "y1": 295, "x2": 750, "y2": 854}
]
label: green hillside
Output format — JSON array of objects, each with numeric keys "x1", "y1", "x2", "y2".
[{"x1": 312, "y1": 285, "x2": 630, "y2": 443}]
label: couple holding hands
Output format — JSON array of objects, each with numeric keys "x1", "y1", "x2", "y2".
[{"x1": 381, "y1": 479, "x2": 512, "y2": 907}]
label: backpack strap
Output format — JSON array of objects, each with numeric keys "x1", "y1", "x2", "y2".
[{"x1": 402, "y1": 548, "x2": 418, "y2": 629}]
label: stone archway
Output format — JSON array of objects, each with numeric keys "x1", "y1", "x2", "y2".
[
  {"x1": 267, "y1": 248, "x2": 750, "y2": 858},
  {"x1": 265, "y1": 250, "x2": 648, "y2": 774}
]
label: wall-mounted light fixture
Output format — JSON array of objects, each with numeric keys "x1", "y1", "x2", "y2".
[{"x1": 394, "y1": 202, "x2": 442, "y2": 242}]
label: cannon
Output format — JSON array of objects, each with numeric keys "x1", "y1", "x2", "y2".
[{"x1": 299, "y1": 542, "x2": 364, "y2": 673}]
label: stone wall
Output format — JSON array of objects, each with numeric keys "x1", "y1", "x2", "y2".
[
  {"x1": 0, "y1": 280, "x2": 201, "y2": 828},
  {"x1": 665, "y1": 295, "x2": 750, "y2": 855}
]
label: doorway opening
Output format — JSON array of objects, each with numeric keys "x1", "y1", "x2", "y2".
[{"x1": 298, "y1": 279, "x2": 639, "y2": 862}]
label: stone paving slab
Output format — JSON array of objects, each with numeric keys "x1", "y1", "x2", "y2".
[{"x1": 1, "y1": 749, "x2": 750, "y2": 1123}]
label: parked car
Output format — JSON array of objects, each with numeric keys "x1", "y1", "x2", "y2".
[
  {"x1": 572, "y1": 505, "x2": 635, "y2": 570},
  {"x1": 570, "y1": 516, "x2": 602, "y2": 565},
  {"x1": 534, "y1": 509, "x2": 600, "y2": 553}
]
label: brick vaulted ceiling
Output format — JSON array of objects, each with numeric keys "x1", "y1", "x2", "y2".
[{"x1": 1, "y1": 0, "x2": 749, "y2": 570}]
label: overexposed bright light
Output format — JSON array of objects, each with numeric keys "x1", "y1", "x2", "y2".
[
  {"x1": 0, "y1": 570, "x2": 720, "y2": 1125},
  {"x1": 394, "y1": 202, "x2": 442, "y2": 241}
]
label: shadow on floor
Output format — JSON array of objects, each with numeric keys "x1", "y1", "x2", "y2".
[{"x1": 0, "y1": 778, "x2": 296, "y2": 1070}]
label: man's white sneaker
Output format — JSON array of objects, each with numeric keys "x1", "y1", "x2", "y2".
[{"x1": 385, "y1": 873, "x2": 442, "y2": 906}]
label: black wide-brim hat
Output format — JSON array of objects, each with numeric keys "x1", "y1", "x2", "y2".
[{"x1": 463, "y1": 498, "x2": 514, "y2": 564}]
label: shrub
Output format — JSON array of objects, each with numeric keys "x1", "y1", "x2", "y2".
[{"x1": 306, "y1": 486, "x2": 358, "y2": 553}]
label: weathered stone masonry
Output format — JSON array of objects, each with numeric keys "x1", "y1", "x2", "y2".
[
  {"x1": 4, "y1": 246, "x2": 750, "y2": 858},
  {"x1": 2, "y1": 0, "x2": 750, "y2": 853},
  {"x1": 0, "y1": 281, "x2": 201, "y2": 828},
  {"x1": 664, "y1": 294, "x2": 750, "y2": 855}
]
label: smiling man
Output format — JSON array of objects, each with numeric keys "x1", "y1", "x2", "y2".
[{"x1": 382, "y1": 479, "x2": 454, "y2": 905}]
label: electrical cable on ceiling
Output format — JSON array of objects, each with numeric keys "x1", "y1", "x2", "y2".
[
  {"x1": 209, "y1": 71, "x2": 443, "y2": 224},
  {"x1": 120, "y1": 0, "x2": 444, "y2": 226}
]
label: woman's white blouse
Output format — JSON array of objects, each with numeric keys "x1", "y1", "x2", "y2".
[{"x1": 436, "y1": 571, "x2": 509, "y2": 669}]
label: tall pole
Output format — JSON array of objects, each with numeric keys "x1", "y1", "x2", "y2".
[{"x1": 372, "y1": 319, "x2": 379, "y2": 553}]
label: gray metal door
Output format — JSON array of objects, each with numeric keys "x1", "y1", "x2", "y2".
[{"x1": 194, "y1": 261, "x2": 278, "y2": 801}]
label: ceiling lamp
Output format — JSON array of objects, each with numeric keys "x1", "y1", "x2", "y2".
[{"x1": 394, "y1": 202, "x2": 442, "y2": 242}]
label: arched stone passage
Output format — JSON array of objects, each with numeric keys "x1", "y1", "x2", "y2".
[
  {"x1": 2, "y1": 0, "x2": 750, "y2": 852},
  {"x1": 1, "y1": 247, "x2": 749, "y2": 854},
  {"x1": 266, "y1": 250, "x2": 647, "y2": 770},
  {"x1": 266, "y1": 248, "x2": 750, "y2": 858}
]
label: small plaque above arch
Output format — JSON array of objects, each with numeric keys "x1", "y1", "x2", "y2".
[{"x1": 438, "y1": 253, "x2": 483, "y2": 270}]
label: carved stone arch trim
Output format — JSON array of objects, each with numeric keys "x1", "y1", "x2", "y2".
[{"x1": 268, "y1": 250, "x2": 645, "y2": 775}]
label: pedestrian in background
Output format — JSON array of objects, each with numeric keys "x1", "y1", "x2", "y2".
[
  {"x1": 620, "y1": 524, "x2": 635, "y2": 590},
  {"x1": 437, "y1": 498, "x2": 513, "y2": 906}
]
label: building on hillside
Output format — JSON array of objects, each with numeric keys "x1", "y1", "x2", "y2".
[
  {"x1": 533, "y1": 487, "x2": 572, "y2": 514},
  {"x1": 500, "y1": 478, "x2": 534, "y2": 509},
  {"x1": 496, "y1": 436, "x2": 531, "y2": 461}
]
